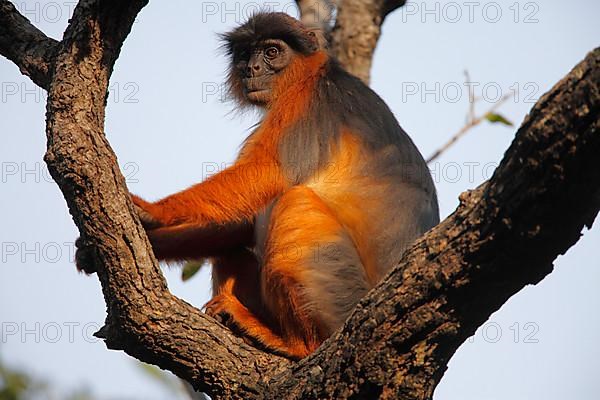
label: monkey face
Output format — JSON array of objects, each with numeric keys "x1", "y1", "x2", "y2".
[
  {"x1": 223, "y1": 12, "x2": 321, "y2": 108},
  {"x1": 234, "y1": 39, "x2": 295, "y2": 106}
]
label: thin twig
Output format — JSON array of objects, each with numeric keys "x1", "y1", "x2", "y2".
[
  {"x1": 464, "y1": 70, "x2": 476, "y2": 124},
  {"x1": 426, "y1": 80, "x2": 516, "y2": 164}
]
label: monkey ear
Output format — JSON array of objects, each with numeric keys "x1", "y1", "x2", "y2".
[{"x1": 307, "y1": 28, "x2": 329, "y2": 51}]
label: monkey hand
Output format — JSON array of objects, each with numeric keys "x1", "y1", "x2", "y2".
[
  {"x1": 131, "y1": 194, "x2": 164, "y2": 230},
  {"x1": 75, "y1": 237, "x2": 97, "y2": 274}
]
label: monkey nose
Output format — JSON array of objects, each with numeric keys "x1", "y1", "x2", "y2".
[{"x1": 246, "y1": 63, "x2": 263, "y2": 77}]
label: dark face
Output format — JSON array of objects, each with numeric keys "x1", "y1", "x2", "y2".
[{"x1": 235, "y1": 39, "x2": 295, "y2": 105}]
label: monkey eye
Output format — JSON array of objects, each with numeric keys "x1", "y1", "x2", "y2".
[{"x1": 265, "y1": 46, "x2": 279, "y2": 59}]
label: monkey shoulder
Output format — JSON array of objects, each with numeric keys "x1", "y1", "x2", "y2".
[{"x1": 318, "y1": 62, "x2": 433, "y2": 183}]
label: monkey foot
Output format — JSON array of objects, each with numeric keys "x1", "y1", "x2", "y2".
[{"x1": 204, "y1": 294, "x2": 236, "y2": 325}]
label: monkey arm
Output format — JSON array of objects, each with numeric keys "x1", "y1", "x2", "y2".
[
  {"x1": 145, "y1": 220, "x2": 255, "y2": 260},
  {"x1": 133, "y1": 159, "x2": 284, "y2": 226},
  {"x1": 131, "y1": 158, "x2": 285, "y2": 259}
]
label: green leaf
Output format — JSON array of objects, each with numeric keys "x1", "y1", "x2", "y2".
[
  {"x1": 181, "y1": 260, "x2": 204, "y2": 281},
  {"x1": 485, "y1": 112, "x2": 513, "y2": 126}
]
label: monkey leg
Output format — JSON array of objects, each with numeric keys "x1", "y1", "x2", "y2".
[
  {"x1": 206, "y1": 250, "x2": 294, "y2": 353},
  {"x1": 207, "y1": 186, "x2": 368, "y2": 359},
  {"x1": 209, "y1": 249, "x2": 263, "y2": 317},
  {"x1": 258, "y1": 185, "x2": 369, "y2": 358}
]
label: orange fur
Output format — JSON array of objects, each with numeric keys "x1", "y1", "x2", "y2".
[
  {"x1": 261, "y1": 186, "x2": 340, "y2": 353},
  {"x1": 84, "y1": 13, "x2": 440, "y2": 361},
  {"x1": 307, "y1": 131, "x2": 383, "y2": 284},
  {"x1": 207, "y1": 186, "x2": 342, "y2": 359},
  {"x1": 134, "y1": 49, "x2": 379, "y2": 359},
  {"x1": 133, "y1": 51, "x2": 328, "y2": 230}
]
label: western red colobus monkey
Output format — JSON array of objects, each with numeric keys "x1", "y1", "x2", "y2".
[{"x1": 80, "y1": 12, "x2": 439, "y2": 359}]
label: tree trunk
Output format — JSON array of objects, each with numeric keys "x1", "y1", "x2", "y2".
[{"x1": 0, "y1": 1, "x2": 598, "y2": 398}]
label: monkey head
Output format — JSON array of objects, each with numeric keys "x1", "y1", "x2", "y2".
[{"x1": 222, "y1": 12, "x2": 323, "y2": 107}]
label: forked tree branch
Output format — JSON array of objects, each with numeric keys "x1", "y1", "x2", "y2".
[
  {"x1": 330, "y1": 0, "x2": 407, "y2": 83},
  {"x1": 0, "y1": 0, "x2": 59, "y2": 89},
  {"x1": 0, "y1": 0, "x2": 599, "y2": 399},
  {"x1": 35, "y1": 1, "x2": 289, "y2": 398},
  {"x1": 266, "y1": 48, "x2": 600, "y2": 398},
  {"x1": 426, "y1": 90, "x2": 515, "y2": 163}
]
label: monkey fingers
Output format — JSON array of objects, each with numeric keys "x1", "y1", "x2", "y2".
[
  {"x1": 74, "y1": 237, "x2": 97, "y2": 274},
  {"x1": 130, "y1": 194, "x2": 163, "y2": 229},
  {"x1": 133, "y1": 204, "x2": 163, "y2": 230},
  {"x1": 204, "y1": 293, "x2": 308, "y2": 359},
  {"x1": 204, "y1": 293, "x2": 237, "y2": 325}
]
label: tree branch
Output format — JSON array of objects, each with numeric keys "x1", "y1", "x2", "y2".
[
  {"x1": 41, "y1": 0, "x2": 287, "y2": 398},
  {"x1": 426, "y1": 90, "x2": 514, "y2": 163},
  {"x1": 2, "y1": 0, "x2": 598, "y2": 397},
  {"x1": 295, "y1": 0, "x2": 333, "y2": 29},
  {"x1": 331, "y1": 0, "x2": 406, "y2": 83},
  {"x1": 383, "y1": 0, "x2": 408, "y2": 17},
  {"x1": 0, "y1": 0, "x2": 59, "y2": 89},
  {"x1": 265, "y1": 47, "x2": 600, "y2": 399}
]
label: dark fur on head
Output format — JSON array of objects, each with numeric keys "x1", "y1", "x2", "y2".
[
  {"x1": 222, "y1": 12, "x2": 319, "y2": 56},
  {"x1": 221, "y1": 12, "x2": 321, "y2": 107}
]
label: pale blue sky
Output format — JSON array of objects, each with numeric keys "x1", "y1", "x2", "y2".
[{"x1": 1, "y1": 1, "x2": 599, "y2": 399}]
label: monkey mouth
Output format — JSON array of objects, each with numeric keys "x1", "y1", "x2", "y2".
[
  {"x1": 243, "y1": 76, "x2": 274, "y2": 104},
  {"x1": 243, "y1": 76, "x2": 267, "y2": 88},
  {"x1": 246, "y1": 88, "x2": 269, "y2": 95},
  {"x1": 245, "y1": 89, "x2": 271, "y2": 104}
]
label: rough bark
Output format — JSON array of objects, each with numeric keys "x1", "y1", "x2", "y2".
[
  {"x1": 266, "y1": 49, "x2": 600, "y2": 398},
  {"x1": 295, "y1": 0, "x2": 333, "y2": 29},
  {"x1": 1, "y1": 1, "x2": 599, "y2": 399},
  {"x1": 331, "y1": 0, "x2": 406, "y2": 83},
  {"x1": 38, "y1": 0, "x2": 284, "y2": 398},
  {"x1": 0, "y1": 0, "x2": 59, "y2": 89}
]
